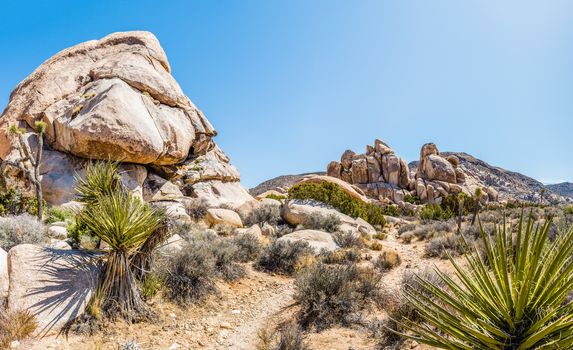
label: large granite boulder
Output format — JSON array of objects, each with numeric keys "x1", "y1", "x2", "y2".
[
  {"x1": 0, "y1": 248, "x2": 7, "y2": 299},
  {"x1": 0, "y1": 31, "x2": 253, "y2": 208},
  {"x1": 7, "y1": 244, "x2": 100, "y2": 335}
]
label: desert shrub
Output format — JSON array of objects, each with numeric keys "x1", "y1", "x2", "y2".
[
  {"x1": 184, "y1": 198, "x2": 208, "y2": 221},
  {"x1": 66, "y1": 216, "x2": 93, "y2": 248},
  {"x1": 424, "y1": 232, "x2": 468, "y2": 258},
  {"x1": 404, "y1": 194, "x2": 421, "y2": 205},
  {"x1": 274, "y1": 224, "x2": 294, "y2": 238},
  {"x1": 409, "y1": 221, "x2": 455, "y2": 241},
  {"x1": 369, "y1": 241, "x2": 383, "y2": 251},
  {"x1": 294, "y1": 263, "x2": 384, "y2": 331},
  {"x1": 232, "y1": 233, "x2": 262, "y2": 262},
  {"x1": 301, "y1": 212, "x2": 340, "y2": 233},
  {"x1": 565, "y1": 205, "x2": 573, "y2": 215},
  {"x1": 213, "y1": 223, "x2": 235, "y2": 237},
  {"x1": 372, "y1": 232, "x2": 386, "y2": 240},
  {"x1": 257, "y1": 321, "x2": 310, "y2": 350},
  {"x1": 419, "y1": 204, "x2": 454, "y2": 221},
  {"x1": 209, "y1": 239, "x2": 246, "y2": 282},
  {"x1": 256, "y1": 240, "x2": 314, "y2": 275},
  {"x1": 332, "y1": 231, "x2": 364, "y2": 249},
  {"x1": 45, "y1": 206, "x2": 73, "y2": 224},
  {"x1": 265, "y1": 193, "x2": 286, "y2": 201},
  {"x1": 244, "y1": 204, "x2": 281, "y2": 227},
  {"x1": 400, "y1": 232, "x2": 413, "y2": 244},
  {"x1": 288, "y1": 182, "x2": 386, "y2": 226},
  {"x1": 139, "y1": 273, "x2": 163, "y2": 300},
  {"x1": 399, "y1": 214, "x2": 573, "y2": 349},
  {"x1": 163, "y1": 244, "x2": 218, "y2": 305},
  {"x1": 374, "y1": 250, "x2": 402, "y2": 271},
  {"x1": 0, "y1": 309, "x2": 38, "y2": 349},
  {"x1": 0, "y1": 214, "x2": 45, "y2": 250},
  {"x1": 0, "y1": 187, "x2": 42, "y2": 217},
  {"x1": 397, "y1": 223, "x2": 417, "y2": 234},
  {"x1": 382, "y1": 205, "x2": 400, "y2": 217},
  {"x1": 119, "y1": 339, "x2": 142, "y2": 350},
  {"x1": 320, "y1": 249, "x2": 361, "y2": 265}
]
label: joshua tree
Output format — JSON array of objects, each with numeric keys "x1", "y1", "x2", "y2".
[
  {"x1": 76, "y1": 161, "x2": 165, "y2": 321},
  {"x1": 456, "y1": 192, "x2": 464, "y2": 234},
  {"x1": 3, "y1": 121, "x2": 47, "y2": 220},
  {"x1": 471, "y1": 187, "x2": 483, "y2": 226},
  {"x1": 539, "y1": 187, "x2": 546, "y2": 205},
  {"x1": 400, "y1": 213, "x2": 573, "y2": 349}
]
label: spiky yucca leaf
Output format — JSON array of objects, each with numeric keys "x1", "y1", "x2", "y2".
[
  {"x1": 401, "y1": 213, "x2": 573, "y2": 349},
  {"x1": 78, "y1": 191, "x2": 163, "y2": 254},
  {"x1": 75, "y1": 161, "x2": 123, "y2": 205}
]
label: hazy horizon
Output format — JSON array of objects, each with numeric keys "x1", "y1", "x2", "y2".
[{"x1": 2, "y1": 0, "x2": 572, "y2": 187}]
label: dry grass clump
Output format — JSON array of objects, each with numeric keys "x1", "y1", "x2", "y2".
[
  {"x1": 256, "y1": 240, "x2": 314, "y2": 275},
  {"x1": 369, "y1": 241, "x2": 383, "y2": 251},
  {"x1": 319, "y1": 248, "x2": 362, "y2": 265},
  {"x1": 301, "y1": 212, "x2": 341, "y2": 233},
  {"x1": 257, "y1": 321, "x2": 310, "y2": 350},
  {"x1": 244, "y1": 204, "x2": 281, "y2": 227},
  {"x1": 213, "y1": 223, "x2": 236, "y2": 236},
  {"x1": 374, "y1": 250, "x2": 402, "y2": 271},
  {"x1": 119, "y1": 339, "x2": 142, "y2": 350},
  {"x1": 0, "y1": 214, "x2": 45, "y2": 250},
  {"x1": 294, "y1": 262, "x2": 386, "y2": 331},
  {"x1": 0, "y1": 309, "x2": 38, "y2": 349}
]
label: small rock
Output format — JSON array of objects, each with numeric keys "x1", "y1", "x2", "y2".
[
  {"x1": 47, "y1": 225, "x2": 68, "y2": 240},
  {"x1": 10, "y1": 340, "x2": 20, "y2": 348},
  {"x1": 168, "y1": 343, "x2": 180, "y2": 350},
  {"x1": 220, "y1": 321, "x2": 232, "y2": 329},
  {"x1": 231, "y1": 309, "x2": 241, "y2": 315}
]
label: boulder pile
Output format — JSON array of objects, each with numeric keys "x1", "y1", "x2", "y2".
[
  {"x1": 327, "y1": 139, "x2": 497, "y2": 206},
  {"x1": 0, "y1": 31, "x2": 253, "y2": 211}
]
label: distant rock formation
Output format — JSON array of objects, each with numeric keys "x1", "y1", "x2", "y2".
[
  {"x1": 327, "y1": 139, "x2": 496, "y2": 205},
  {"x1": 0, "y1": 31, "x2": 252, "y2": 209}
]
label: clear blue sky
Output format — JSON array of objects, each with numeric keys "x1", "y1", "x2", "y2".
[{"x1": 1, "y1": 1, "x2": 572, "y2": 187}]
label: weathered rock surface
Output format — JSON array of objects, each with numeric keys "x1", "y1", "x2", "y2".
[
  {"x1": 0, "y1": 248, "x2": 7, "y2": 299},
  {"x1": 205, "y1": 208, "x2": 243, "y2": 228},
  {"x1": 0, "y1": 31, "x2": 252, "y2": 208},
  {"x1": 7, "y1": 244, "x2": 99, "y2": 335},
  {"x1": 277, "y1": 230, "x2": 338, "y2": 253}
]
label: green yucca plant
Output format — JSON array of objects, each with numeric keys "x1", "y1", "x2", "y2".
[
  {"x1": 400, "y1": 213, "x2": 573, "y2": 349},
  {"x1": 76, "y1": 161, "x2": 165, "y2": 321}
]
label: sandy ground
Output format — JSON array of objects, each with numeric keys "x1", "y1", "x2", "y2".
[{"x1": 22, "y1": 225, "x2": 448, "y2": 350}]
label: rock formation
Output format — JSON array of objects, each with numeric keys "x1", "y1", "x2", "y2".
[
  {"x1": 0, "y1": 31, "x2": 252, "y2": 209},
  {"x1": 327, "y1": 139, "x2": 496, "y2": 205}
]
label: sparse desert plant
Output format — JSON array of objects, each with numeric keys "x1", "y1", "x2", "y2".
[
  {"x1": 184, "y1": 198, "x2": 208, "y2": 221},
  {"x1": 288, "y1": 182, "x2": 386, "y2": 226},
  {"x1": 294, "y1": 262, "x2": 384, "y2": 331},
  {"x1": 274, "y1": 224, "x2": 294, "y2": 238},
  {"x1": 244, "y1": 204, "x2": 281, "y2": 227},
  {"x1": 374, "y1": 250, "x2": 402, "y2": 271},
  {"x1": 232, "y1": 233, "x2": 262, "y2": 262},
  {"x1": 419, "y1": 203, "x2": 455, "y2": 221},
  {"x1": 139, "y1": 273, "x2": 163, "y2": 300},
  {"x1": 398, "y1": 223, "x2": 417, "y2": 234},
  {"x1": 372, "y1": 232, "x2": 386, "y2": 240},
  {"x1": 400, "y1": 232, "x2": 414, "y2": 244},
  {"x1": 0, "y1": 187, "x2": 42, "y2": 217},
  {"x1": 256, "y1": 240, "x2": 314, "y2": 275},
  {"x1": 0, "y1": 213, "x2": 45, "y2": 250},
  {"x1": 209, "y1": 239, "x2": 246, "y2": 282},
  {"x1": 257, "y1": 321, "x2": 310, "y2": 350},
  {"x1": 370, "y1": 241, "x2": 383, "y2": 251},
  {"x1": 332, "y1": 231, "x2": 364, "y2": 249},
  {"x1": 45, "y1": 206, "x2": 73, "y2": 224},
  {"x1": 400, "y1": 214, "x2": 573, "y2": 349},
  {"x1": 301, "y1": 212, "x2": 341, "y2": 233},
  {"x1": 163, "y1": 244, "x2": 218, "y2": 305},
  {"x1": 119, "y1": 339, "x2": 142, "y2": 350},
  {"x1": 320, "y1": 248, "x2": 361, "y2": 265},
  {"x1": 213, "y1": 223, "x2": 235, "y2": 236},
  {"x1": 424, "y1": 232, "x2": 467, "y2": 258},
  {"x1": 0, "y1": 309, "x2": 38, "y2": 349}
]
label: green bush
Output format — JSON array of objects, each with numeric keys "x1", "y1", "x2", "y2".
[
  {"x1": 404, "y1": 194, "x2": 421, "y2": 205},
  {"x1": 419, "y1": 193, "x2": 476, "y2": 221},
  {"x1": 564, "y1": 205, "x2": 573, "y2": 215},
  {"x1": 419, "y1": 204, "x2": 454, "y2": 221},
  {"x1": 288, "y1": 182, "x2": 386, "y2": 226},
  {"x1": 45, "y1": 206, "x2": 73, "y2": 224},
  {"x1": 265, "y1": 193, "x2": 286, "y2": 201},
  {"x1": 0, "y1": 187, "x2": 43, "y2": 217}
]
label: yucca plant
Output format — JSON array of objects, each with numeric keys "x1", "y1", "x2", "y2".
[
  {"x1": 80, "y1": 190, "x2": 164, "y2": 321},
  {"x1": 400, "y1": 213, "x2": 573, "y2": 349},
  {"x1": 75, "y1": 161, "x2": 165, "y2": 321}
]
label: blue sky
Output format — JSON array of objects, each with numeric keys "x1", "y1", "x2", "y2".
[{"x1": 1, "y1": 1, "x2": 572, "y2": 187}]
